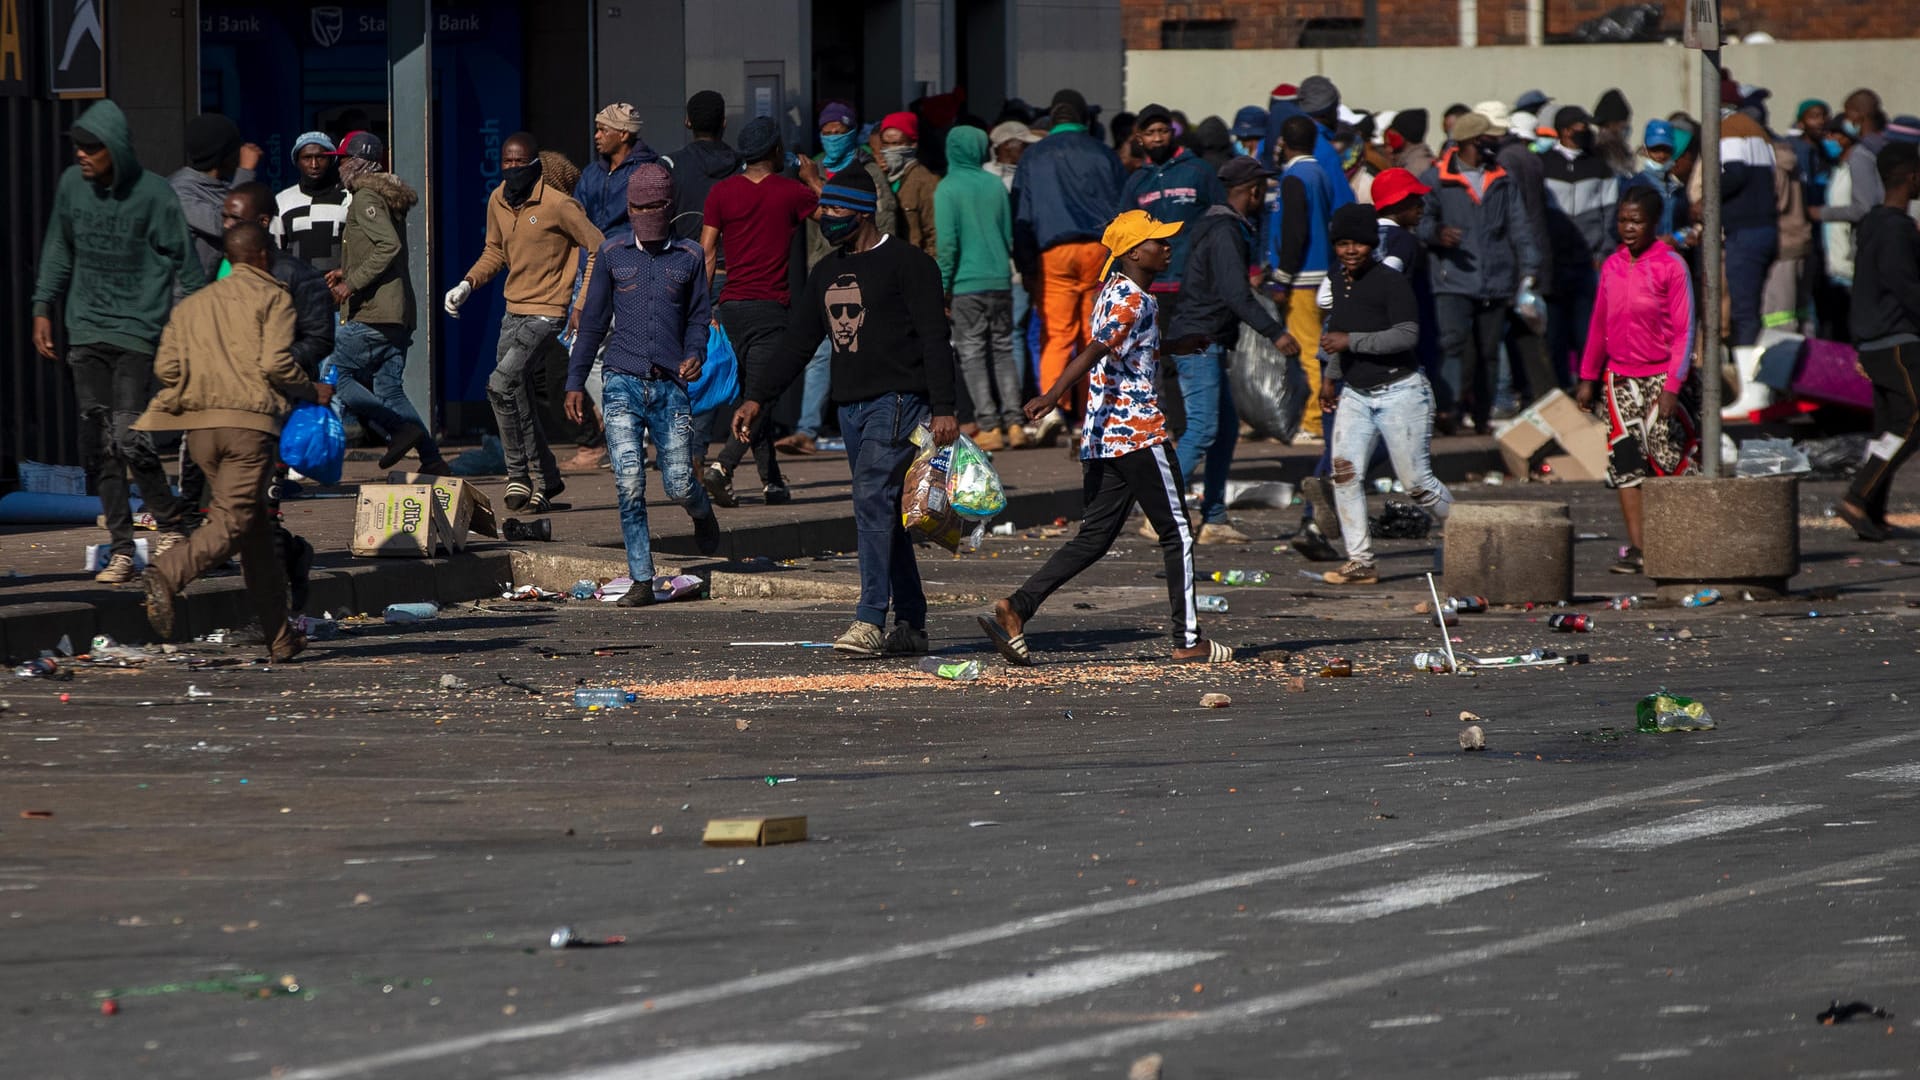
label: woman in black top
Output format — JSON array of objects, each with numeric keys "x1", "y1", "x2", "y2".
[{"x1": 1319, "y1": 203, "x2": 1455, "y2": 585}]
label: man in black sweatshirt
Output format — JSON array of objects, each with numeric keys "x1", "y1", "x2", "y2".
[
  {"x1": 1167, "y1": 155, "x2": 1291, "y2": 542},
  {"x1": 732, "y1": 167, "x2": 958, "y2": 657},
  {"x1": 1837, "y1": 142, "x2": 1920, "y2": 542},
  {"x1": 1320, "y1": 203, "x2": 1453, "y2": 585}
]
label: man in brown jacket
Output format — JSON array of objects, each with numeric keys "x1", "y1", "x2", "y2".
[
  {"x1": 444, "y1": 131, "x2": 605, "y2": 513},
  {"x1": 877, "y1": 112, "x2": 939, "y2": 258},
  {"x1": 138, "y1": 223, "x2": 331, "y2": 661}
]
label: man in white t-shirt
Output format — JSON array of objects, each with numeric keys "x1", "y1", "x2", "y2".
[{"x1": 272, "y1": 132, "x2": 351, "y2": 274}]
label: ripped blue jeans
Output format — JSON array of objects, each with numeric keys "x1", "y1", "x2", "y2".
[
  {"x1": 603, "y1": 371, "x2": 711, "y2": 581},
  {"x1": 1330, "y1": 372, "x2": 1452, "y2": 565}
]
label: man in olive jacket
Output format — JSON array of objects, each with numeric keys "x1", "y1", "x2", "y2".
[
  {"x1": 323, "y1": 131, "x2": 447, "y2": 473},
  {"x1": 137, "y1": 224, "x2": 331, "y2": 661}
]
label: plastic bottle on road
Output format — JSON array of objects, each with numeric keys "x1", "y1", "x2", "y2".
[
  {"x1": 1196, "y1": 594, "x2": 1230, "y2": 613},
  {"x1": 1209, "y1": 570, "x2": 1271, "y2": 586},
  {"x1": 1317, "y1": 657, "x2": 1353, "y2": 677},
  {"x1": 1412, "y1": 651, "x2": 1453, "y2": 673},
  {"x1": 1445, "y1": 595, "x2": 1488, "y2": 614},
  {"x1": 1547, "y1": 613, "x2": 1593, "y2": 633},
  {"x1": 384, "y1": 602, "x2": 439, "y2": 624},
  {"x1": 918, "y1": 658, "x2": 982, "y2": 681},
  {"x1": 1681, "y1": 588, "x2": 1722, "y2": 608},
  {"x1": 573, "y1": 688, "x2": 636, "y2": 709},
  {"x1": 569, "y1": 579, "x2": 599, "y2": 600}
]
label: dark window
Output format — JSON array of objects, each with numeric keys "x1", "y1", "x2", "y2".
[
  {"x1": 1299, "y1": 17, "x2": 1365, "y2": 48},
  {"x1": 1161, "y1": 19, "x2": 1234, "y2": 49}
]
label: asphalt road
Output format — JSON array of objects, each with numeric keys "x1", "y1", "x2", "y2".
[{"x1": 6, "y1": 488, "x2": 1919, "y2": 1080}]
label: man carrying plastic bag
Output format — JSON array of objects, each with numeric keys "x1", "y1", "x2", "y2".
[
  {"x1": 136, "y1": 224, "x2": 331, "y2": 662},
  {"x1": 902, "y1": 425, "x2": 1007, "y2": 552},
  {"x1": 732, "y1": 168, "x2": 959, "y2": 657}
]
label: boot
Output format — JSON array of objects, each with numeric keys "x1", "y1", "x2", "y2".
[{"x1": 1721, "y1": 344, "x2": 1773, "y2": 421}]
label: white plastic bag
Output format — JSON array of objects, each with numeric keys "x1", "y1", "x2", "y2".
[{"x1": 1227, "y1": 295, "x2": 1309, "y2": 442}]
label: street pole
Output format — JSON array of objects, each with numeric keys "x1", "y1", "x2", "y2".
[{"x1": 1694, "y1": 17, "x2": 1725, "y2": 475}]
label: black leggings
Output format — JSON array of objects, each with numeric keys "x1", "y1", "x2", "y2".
[
  {"x1": 1009, "y1": 443, "x2": 1200, "y2": 647},
  {"x1": 1846, "y1": 342, "x2": 1920, "y2": 517}
]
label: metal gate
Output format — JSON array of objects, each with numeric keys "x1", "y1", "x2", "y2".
[{"x1": 2, "y1": 95, "x2": 85, "y2": 485}]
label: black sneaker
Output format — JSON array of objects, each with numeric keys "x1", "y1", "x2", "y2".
[
  {"x1": 1609, "y1": 546, "x2": 1645, "y2": 574},
  {"x1": 379, "y1": 424, "x2": 426, "y2": 471},
  {"x1": 701, "y1": 463, "x2": 737, "y2": 508},
  {"x1": 616, "y1": 586, "x2": 657, "y2": 607},
  {"x1": 693, "y1": 509, "x2": 721, "y2": 556},
  {"x1": 1290, "y1": 520, "x2": 1343, "y2": 563},
  {"x1": 763, "y1": 481, "x2": 792, "y2": 506}
]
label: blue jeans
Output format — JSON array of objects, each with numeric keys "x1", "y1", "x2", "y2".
[
  {"x1": 839, "y1": 391, "x2": 930, "y2": 629},
  {"x1": 328, "y1": 321, "x2": 441, "y2": 464},
  {"x1": 603, "y1": 372, "x2": 712, "y2": 581},
  {"x1": 1011, "y1": 283, "x2": 1033, "y2": 393},
  {"x1": 1173, "y1": 345, "x2": 1238, "y2": 524},
  {"x1": 796, "y1": 337, "x2": 832, "y2": 437},
  {"x1": 1330, "y1": 373, "x2": 1453, "y2": 564}
]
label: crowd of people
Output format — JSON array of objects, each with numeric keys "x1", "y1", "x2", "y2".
[{"x1": 27, "y1": 70, "x2": 1920, "y2": 662}]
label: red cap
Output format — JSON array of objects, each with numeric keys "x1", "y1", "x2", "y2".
[
  {"x1": 1270, "y1": 83, "x2": 1298, "y2": 100},
  {"x1": 879, "y1": 111, "x2": 919, "y2": 141},
  {"x1": 1384, "y1": 129, "x2": 1406, "y2": 152},
  {"x1": 1370, "y1": 168, "x2": 1431, "y2": 211}
]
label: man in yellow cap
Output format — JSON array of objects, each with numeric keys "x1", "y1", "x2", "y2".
[{"x1": 977, "y1": 210, "x2": 1235, "y2": 666}]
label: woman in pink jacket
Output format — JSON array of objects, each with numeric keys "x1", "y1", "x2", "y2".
[{"x1": 1574, "y1": 186, "x2": 1700, "y2": 576}]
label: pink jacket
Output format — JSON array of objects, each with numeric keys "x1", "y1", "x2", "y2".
[{"x1": 1579, "y1": 242, "x2": 1694, "y2": 386}]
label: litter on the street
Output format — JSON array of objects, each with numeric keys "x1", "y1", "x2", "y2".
[
  {"x1": 1637, "y1": 691, "x2": 1715, "y2": 732},
  {"x1": 703, "y1": 816, "x2": 808, "y2": 846}
]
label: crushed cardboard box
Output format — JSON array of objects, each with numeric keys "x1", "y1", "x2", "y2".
[
  {"x1": 352, "y1": 484, "x2": 457, "y2": 557},
  {"x1": 702, "y1": 816, "x2": 809, "y2": 846},
  {"x1": 1496, "y1": 389, "x2": 1608, "y2": 482},
  {"x1": 387, "y1": 471, "x2": 498, "y2": 538}
]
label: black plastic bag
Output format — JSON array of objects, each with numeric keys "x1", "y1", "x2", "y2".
[
  {"x1": 1371, "y1": 500, "x2": 1433, "y2": 540},
  {"x1": 1572, "y1": 3, "x2": 1664, "y2": 43}
]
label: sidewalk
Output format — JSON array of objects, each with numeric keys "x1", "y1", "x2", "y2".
[{"x1": 0, "y1": 434, "x2": 1503, "y2": 658}]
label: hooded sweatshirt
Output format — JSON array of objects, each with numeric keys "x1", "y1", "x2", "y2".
[
  {"x1": 338, "y1": 170, "x2": 421, "y2": 330},
  {"x1": 933, "y1": 125, "x2": 1013, "y2": 296},
  {"x1": 663, "y1": 138, "x2": 744, "y2": 242},
  {"x1": 1120, "y1": 145, "x2": 1225, "y2": 291},
  {"x1": 170, "y1": 161, "x2": 259, "y2": 282},
  {"x1": 32, "y1": 99, "x2": 206, "y2": 354}
]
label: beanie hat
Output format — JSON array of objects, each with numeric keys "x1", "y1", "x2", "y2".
[
  {"x1": 1388, "y1": 108, "x2": 1428, "y2": 145},
  {"x1": 818, "y1": 163, "x2": 878, "y2": 213},
  {"x1": 594, "y1": 103, "x2": 643, "y2": 135},
  {"x1": 185, "y1": 113, "x2": 243, "y2": 170},
  {"x1": 1231, "y1": 105, "x2": 1267, "y2": 138},
  {"x1": 1297, "y1": 76, "x2": 1340, "y2": 116},
  {"x1": 290, "y1": 131, "x2": 335, "y2": 161},
  {"x1": 1594, "y1": 88, "x2": 1631, "y2": 126},
  {"x1": 879, "y1": 111, "x2": 919, "y2": 141},
  {"x1": 737, "y1": 116, "x2": 781, "y2": 163},
  {"x1": 686, "y1": 90, "x2": 726, "y2": 134},
  {"x1": 818, "y1": 100, "x2": 855, "y2": 130},
  {"x1": 540, "y1": 151, "x2": 582, "y2": 195},
  {"x1": 1049, "y1": 89, "x2": 1089, "y2": 125},
  {"x1": 1330, "y1": 203, "x2": 1378, "y2": 247},
  {"x1": 1135, "y1": 103, "x2": 1173, "y2": 130},
  {"x1": 627, "y1": 161, "x2": 673, "y2": 205}
]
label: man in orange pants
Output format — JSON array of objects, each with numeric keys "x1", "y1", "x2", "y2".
[{"x1": 1013, "y1": 89, "x2": 1126, "y2": 445}]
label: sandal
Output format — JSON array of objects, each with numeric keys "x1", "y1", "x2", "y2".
[
  {"x1": 1174, "y1": 639, "x2": 1235, "y2": 664},
  {"x1": 976, "y1": 614, "x2": 1033, "y2": 666}
]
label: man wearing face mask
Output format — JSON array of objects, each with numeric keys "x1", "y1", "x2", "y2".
[
  {"x1": 567, "y1": 162, "x2": 722, "y2": 597},
  {"x1": 877, "y1": 113, "x2": 939, "y2": 259},
  {"x1": 1121, "y1": 104, "x2": 1225, "y2": 330},
  {"x1": 731, "y1": 168, "x2": 959, "y2": 658},
  {"x1": 444, "y1": 131, "x2": 605, "y2": 514},
  {"x1": 1817, "y1": 91, "x2": 1889, "y2": 238},
  {"x1": 1419, "y1": 110, "x2": 1543, "y2": 434},
  {"x1": 1540, "y1": 105, "x2": 1619, "y2": 386},
  {"x1": 272, "y1": 132, "x2": 349, "y2": 274},
  {"x1": 1624, "y1": 120, "x2": 1693, "y2": 254}
]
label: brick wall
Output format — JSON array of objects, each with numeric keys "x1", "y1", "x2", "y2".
[{"x1": 1127, "y1": 0, "x2": 1919, "y2": 50}]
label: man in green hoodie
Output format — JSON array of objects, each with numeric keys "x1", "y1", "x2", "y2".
[
  {"x1": 32, "y1": 99, "x2": 204, "y2": 585},
  {"x1": 935, "y1": 124, "x2": 1025, "y2": 451}
]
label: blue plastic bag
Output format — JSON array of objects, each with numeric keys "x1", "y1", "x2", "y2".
[
  {"x1": 688, "y1": 321, "x2": 740, "y2": 416},
  {"x1": 279, "y1": 367, "x2": 346, "y2": 485}
]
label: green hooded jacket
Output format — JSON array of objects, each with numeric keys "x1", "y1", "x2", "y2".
[
  {"x1": 933, "y1": 126, "x2": 1013, "y2": 296},
  {"x1": 32, "y1": 99, "x2": 205, "y2": 354}
]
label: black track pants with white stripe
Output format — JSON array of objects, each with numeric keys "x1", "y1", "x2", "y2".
[{"x1": 1008, "y1": 442, "x2": 1200, "y2": 648}]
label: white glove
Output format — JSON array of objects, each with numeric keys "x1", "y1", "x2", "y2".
[{"x1": 443, "y1": 280, "x2": 472, "y2": 317}]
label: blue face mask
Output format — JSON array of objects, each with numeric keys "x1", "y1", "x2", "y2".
[
  {"x1": 1824, "y1": 137, "x2": 1843, "y2": 160},
  {"x1": 819, "y1": 131, "x2": 855, "y2": 171},
  {"x1": 1644, "y1": 158, "x2": 1671, "y2": 177},
  {"x1": 1531, "y1": 136, "x2": 1555, "y2": 154},
  {"x1": 1840, "y1": 118, "x2": 1861, "y2": 138}
]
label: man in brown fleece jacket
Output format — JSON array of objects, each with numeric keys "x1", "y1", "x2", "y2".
[
  {"x1": 137, "y1": 223, "x2": 331, "y2": 662},
  {"x1": 444, "y1": 131, "x2": 605, "y2": 513}
]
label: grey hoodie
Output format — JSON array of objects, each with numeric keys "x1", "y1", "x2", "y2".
[{"x1": 169, "y1": 162, "x2": 258, "y2": 282}]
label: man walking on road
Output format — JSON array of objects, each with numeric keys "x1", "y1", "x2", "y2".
[
  {"x1": 137, "y1": 223, "x2": 331, "y2": 662},
  {"x1": 324, "y1": 131, "x2": 447, "y2": 475},
  {"x1": 567, "y1": 162, "x2": 722, "y2": 597},
  {"x1": 1013, "y1": 89, "x2": 1126, "y2": 445},
  {"x1": 1835, "y1": 143, "x2": 1920, "y2": 542},
  {"x1": 937, "y1": 123, "x2": 1025, "y2": 451},
  {"x1": 730, "y1": 168, "x2": 958, "y2": 658},
  {"x1": 700, "y1": 117, "x2": 818, "y2": 508},
  {"x1": 31, "y1": 99, "x2": 201, "y2": 584},
  {"x1": 445, "y1": 131, "x2": 604, "y2": 513}
]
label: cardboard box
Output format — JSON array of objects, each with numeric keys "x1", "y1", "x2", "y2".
[
  {"x1": 1496, "y1": 389, "x2": 1609, "y2": 481},
  {"x1": 387, "y1": 471, "x2": 498, "y2": 539},
  {"x1": 351, "y1": 484, "x2": 457, "y2": 557},
  {"x1": 702, "y1": 816, "x2": 809, "y2": 846}
]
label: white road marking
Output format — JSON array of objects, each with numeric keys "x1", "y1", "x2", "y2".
[
  {"x1": 1850, "y1": 762, "x2": 1920, "y2": 783},
  {"x1": 904, "y1": 951, "x2": 1220, "y2": 1011},
  {"x1": 1367, "y1": 1014, "x2": 1443, "y2": 1029},
  {"x1": 522, "y1": 1042, "x2": 851, "y2": 1080},
  {"x1": 1657, "y1": 1004, "x2": 1711, "y2": 1015},
  {"x1": 1476, "y1": 1073, "x2": 1578, "y2": 1080},
  {"x1": 1615, "y1": 1048, "x2": 1692, "y2": 1062},
  {"x1": 1842, "y1": 936, "x2": 1906, "y2": 945},
  {"x1": 1270, "y1": 872, "x2": 1539, "y2": 923},
  {"x1": 1571, "y1": 804, "x2": 1819, "y2": 851},
  {"x1": 269, "y1": 729, "x2": 1920, "y2": 1080},
  {"x1": 892, "y1": 844, "x2": 1920, "y2": 1080}
]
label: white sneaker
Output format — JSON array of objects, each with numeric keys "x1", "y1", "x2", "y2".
[
  {"x1": 1032, "y1": 408, "x2": 1068, "y2": 447},
  {"x1": 1721, "y1": 344, "x2": 1773, "y2": 420}
]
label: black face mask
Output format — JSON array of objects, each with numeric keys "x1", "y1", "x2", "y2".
[
  {"x1": 502, "y1": 160, "x2": 542, "y2": 207},
  {"x1": 1138, "y1": 140, "x2": 1174, "y2": 165},
  {"x1": 819, "y1": 213, "x2": 862, "y2": 248},
  {"x1": 1572, "y1": 128, "x2": 1596, "y2": 154}
]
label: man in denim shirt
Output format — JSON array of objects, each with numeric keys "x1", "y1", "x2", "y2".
[{"x1": 566, "y1": 163, "x2": 721, "y2": 605}]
